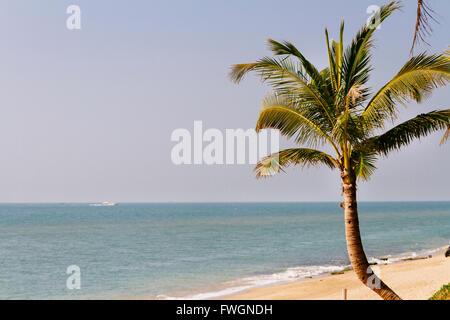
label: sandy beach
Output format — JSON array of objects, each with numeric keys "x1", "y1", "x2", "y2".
[{"x1": 224, "y1": 254, "x2": 450, "y2": 300}]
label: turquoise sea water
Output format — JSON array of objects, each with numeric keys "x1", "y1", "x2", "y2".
[{"x1": 0, "y1": 202, "x2": 449, "y2": 299}]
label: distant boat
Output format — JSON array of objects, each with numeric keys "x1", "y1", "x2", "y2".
[{"x1": 89, "y1": 202, "x2": 117, "y2": 207}]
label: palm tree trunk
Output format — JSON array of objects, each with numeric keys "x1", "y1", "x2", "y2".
[{"x1": 341, "y1": 171, "x2": 402, "y2": 300}]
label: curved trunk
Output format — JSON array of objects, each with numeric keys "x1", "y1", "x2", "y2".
[{"x1": 341, "y1": 172, "x2": 402, "y2": 300}]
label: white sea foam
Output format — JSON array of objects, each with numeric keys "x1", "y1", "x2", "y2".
[
  {"x1": 157, "y1": 245, "x2": 449, "y2": 300},
  {"x1": 369, "y1": 246, "x2": 447, "y2": 265},
  {"x1": 158, "y1": 264, "x2": 350, "y2": 300}
]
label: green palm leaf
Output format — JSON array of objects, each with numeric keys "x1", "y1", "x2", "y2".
[
  {"x1": 230, "y1": 56, "x2": 335, "y2": 128},
  {"x1": 341, "y1": 1, "x2": 402, "y2": 96},
  {"x1": 351, "y1": 150, "x2": 378, "y2": 181},
  {"x1": 255, "y1": 148, "x2": 337, "y2": 178},
  {"x1": 331, "y1": 111, "x2": 367, "y2": 145},
  {"x1": 257, "y1": 94, "x2": 339, "y2": 154},
  {"x1": 362, "y1": 53, "x2": 450, "y2": 128},
  {"x1": 363, "y1": 109, "x2": 450, "y2": 155},
  {"x1": 267, "y1": 39, "x2": 327, "y2": 88}
]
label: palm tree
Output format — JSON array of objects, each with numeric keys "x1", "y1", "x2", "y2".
[{"x1": 229, "y1": 1, "x2": 450, "y2": 300}]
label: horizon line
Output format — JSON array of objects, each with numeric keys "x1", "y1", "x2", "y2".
[{"x1": 1, "y1": 200, "x2": 449, "y2": 204}]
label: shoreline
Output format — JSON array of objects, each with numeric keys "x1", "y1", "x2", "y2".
[
  {"x1": 222, "y1": 253, "x2": 450, "y2": 300},
  {"x1": 146, "y1": 245, "x2": 449, "y2": 300}
]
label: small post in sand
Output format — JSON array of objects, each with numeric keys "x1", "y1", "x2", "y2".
[{"x1": 342, "y1": 288, "x2": 347, "y2": 300}]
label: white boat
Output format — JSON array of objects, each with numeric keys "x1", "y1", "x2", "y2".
[{"x1": 89, "y1": 202, "x2": 117, "y2": 207}]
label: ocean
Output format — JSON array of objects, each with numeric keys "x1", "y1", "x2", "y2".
[{"x1": 0, "y1": 202, "x2": 449, "y2": 299}]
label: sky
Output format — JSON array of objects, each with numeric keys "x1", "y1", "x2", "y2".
[{"x1": 0, "y1": 0, "x2": 448, "y2": 202}]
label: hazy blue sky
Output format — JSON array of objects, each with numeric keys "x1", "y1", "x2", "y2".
[{"x1": 0, "y1": 0, "x2": 448, "y2": 202}]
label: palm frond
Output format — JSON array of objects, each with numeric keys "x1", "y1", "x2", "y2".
[
  {"x1": 352, "y1": 150, "x2": 378, "y2": 181},
  {"x1": 364, "y1": 109, "x2": 450, "y2": 155},
  {"x1": 440, "y1": 126, "x2": 450, "y2": 145},
  {"x1": 229, "y1": 0, "x2": 446, "y2": 184},
  {"x1": 324, "y1": 21, "x2": 345, "y2": 92},
  {"x1": 337, "y1": 21, "x2": 344, "y2": 88},
  {"x1": 341, "y1": 1, "x2": 402, "y2": 96},
  {"x1": 254, "y1": 148, "x2": 337, "y2": 178},
  {"x1": 325, "y1": 27, "x2": 337, "y2": 91},
  {"x1": 266, "y1": 40, "x2": 336, "y2": 124},
  {"x1": 362, "y1": 52, "x2": 450, "y2": 129},
  {"x1": 267, "y1": 39, "x2": 326, "y2": 88},
  {"x1": 411, "y1": 0, "x2": 438, "y2": 54},
  {"x1": 331, "y1": 111, "x2": 367, "y2": 146},
  {"x1": 229, "y1": 62, "x2": 259, "y2": 83},
  {"x1": 229, "y1": 57, "x2": 336, "y2": 128},
  {"x1": 257, "y1": 94, "x2": 338, "y2": 152}
]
